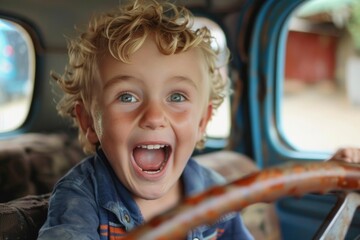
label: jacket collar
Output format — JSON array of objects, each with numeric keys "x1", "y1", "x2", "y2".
[
  {"x1": 93, "y1": 148, "x2": 227, "y2": 232},
  {"x1": 94, "y1": 148, "x2": 142, "y2": 230}
]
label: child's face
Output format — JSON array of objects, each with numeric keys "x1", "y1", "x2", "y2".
[{"x1": 80, "y1": 38, "x2": 212, "y2": 200}]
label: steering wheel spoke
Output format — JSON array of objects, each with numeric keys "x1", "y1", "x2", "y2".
[{"x1": 314, "y1": 191, "x2": 360, "y2": 240}]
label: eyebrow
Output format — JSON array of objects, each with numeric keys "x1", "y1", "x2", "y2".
[
  {"x1": 170, "y1": 76, "x2": 199, "y2": 90},
  {"x1": 103, "y1": 75, "x2": 137, "y2": 90},
  {"x1": 103, "y1": 74, "x2": 199, "y2": 90}
]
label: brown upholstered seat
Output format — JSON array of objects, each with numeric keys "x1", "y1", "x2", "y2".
[{"x1": 0, "y1": 194, "x2": 50, "y2": 240}]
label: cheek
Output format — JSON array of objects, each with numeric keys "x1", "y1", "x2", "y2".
[
  {"x1": 170, "y1": 109, "x2": 204, "y2": 139},
  {"x1": 95, "y1": 108, "x2": 132, "y2": 142},
  {"x1": 170, "y1": 108, "x2": 198, "y2": 125}
]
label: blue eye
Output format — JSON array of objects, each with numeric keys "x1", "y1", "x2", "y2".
[
  {"x1": 118, "y1": 93, "x2": 137, "y2": 103},
  {"x1": 168, "y1": 93, "x2": 186, "y2": 102}
]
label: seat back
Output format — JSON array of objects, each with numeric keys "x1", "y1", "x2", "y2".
[
  {"x1": 0, "y1": 133, "x2": 85, "y2": 202},
  {"x1": 0, "y1": 194, "x2": 50, "y2": 240},
  {"x1": 0, "y1": 133, "x2": 85, "y2": 240}
]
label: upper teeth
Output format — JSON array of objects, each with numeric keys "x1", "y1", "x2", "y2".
[{"x1": 137, "y1": 144, "x2": 166, "y2": 150}]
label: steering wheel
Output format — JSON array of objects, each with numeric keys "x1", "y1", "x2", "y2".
[{"x1": 123, "y1": 161, "x2": 360, "y2": 240}]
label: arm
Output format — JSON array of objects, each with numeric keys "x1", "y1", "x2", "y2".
[{"x1": 38, "y1": 180, "x2": 99, "y2": 240}]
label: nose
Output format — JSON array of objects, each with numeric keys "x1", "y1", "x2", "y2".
[{"x1": 139, "y1": 101, "x2": 167, "y2": 130}]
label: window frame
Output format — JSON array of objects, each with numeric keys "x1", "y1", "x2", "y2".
[{"x1": 248, "y1": 0, "x2": 331, "y2": 168}]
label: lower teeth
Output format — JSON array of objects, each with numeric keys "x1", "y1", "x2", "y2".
[
  {"x1": 143, "y1": 169, "x2": 161, "y2": 174},
  {"x1": 141, "y1": 161, "x2": 166, "y2": 174}
]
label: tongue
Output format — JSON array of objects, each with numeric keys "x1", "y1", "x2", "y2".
[{"x1": 133, "y1": 148, "x2": 165, "y2": 171}]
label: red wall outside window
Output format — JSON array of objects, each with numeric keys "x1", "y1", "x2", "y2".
[{"x1": 285, "y1": 31, "x2": 338, "y2": 83}]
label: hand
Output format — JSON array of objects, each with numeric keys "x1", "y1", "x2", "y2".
[{"x1": 328, "y1": 148, "x2": 360, "y2": 164}]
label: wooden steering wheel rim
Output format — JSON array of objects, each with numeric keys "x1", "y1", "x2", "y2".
[{"x1": 125, "y1": 161, "x2": 360, "y2": 240}]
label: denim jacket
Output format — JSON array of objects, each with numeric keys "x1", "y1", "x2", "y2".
[{"x1": 38, "y1": 149, "x2": 253, "y2": 240}]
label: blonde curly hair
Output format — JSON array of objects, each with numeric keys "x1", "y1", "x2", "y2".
[{"x1": 53, "y1": 0, "x2": 229, "y2": 153}]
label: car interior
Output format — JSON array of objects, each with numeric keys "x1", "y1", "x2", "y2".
[{"x1": 0, "y1": 0, "x2": 360, "y2": 239}]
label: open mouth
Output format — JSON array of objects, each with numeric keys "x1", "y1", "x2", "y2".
[{"x1": 132, "y1": 144, "x2": 171, "y2": 174}]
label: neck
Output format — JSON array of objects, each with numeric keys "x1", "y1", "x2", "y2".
[{"x1": 134, "y1": 180, "x2": 183, "y2": 221}]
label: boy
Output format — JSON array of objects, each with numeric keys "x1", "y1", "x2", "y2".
[{"x1": 38, "y1": 0, "x2": 253, "y2": 239}]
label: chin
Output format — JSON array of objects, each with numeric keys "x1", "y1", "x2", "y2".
[{"x1": 136, "y1": 186, "x2": 168, "y2": 200}]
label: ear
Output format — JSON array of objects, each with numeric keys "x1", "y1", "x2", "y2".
[
  {"x1": 74, "y1": 101, "x2": 99, "y2": 144},
  {"x1": 197, "y1": 103, "x2": 213, "y2": 140}
]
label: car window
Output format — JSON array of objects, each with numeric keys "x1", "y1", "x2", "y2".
[
  {"x1": 193, "y1": 17, "x2": 231, "y2": 141},
  {"x1": 280, "y1": 0, "x2": 360, "y2": 152},
  {"x1": 0, "y1": 18, "x2": 35, "y2": 132}
]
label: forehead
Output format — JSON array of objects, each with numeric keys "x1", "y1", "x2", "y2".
[{"x1": 98, "y1": 38, "x2": 210, "y2": 88}]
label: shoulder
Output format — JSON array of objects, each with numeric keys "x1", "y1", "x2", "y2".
[
  {"x1": 188, "y1": 158, "x2": 226, "y2": 185},
  {"x1": 39, "y1": 156, "x2": 102, "y2": 239},
  {"x1": 182, "y1": 159, "x2": 226, "y2": 196},
  {"x1": 55, "y1": 155, "x2": 97, "y2": 187},
  {"x1": 48, "y1": 154, "x2": 105, "y2": 205}
]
